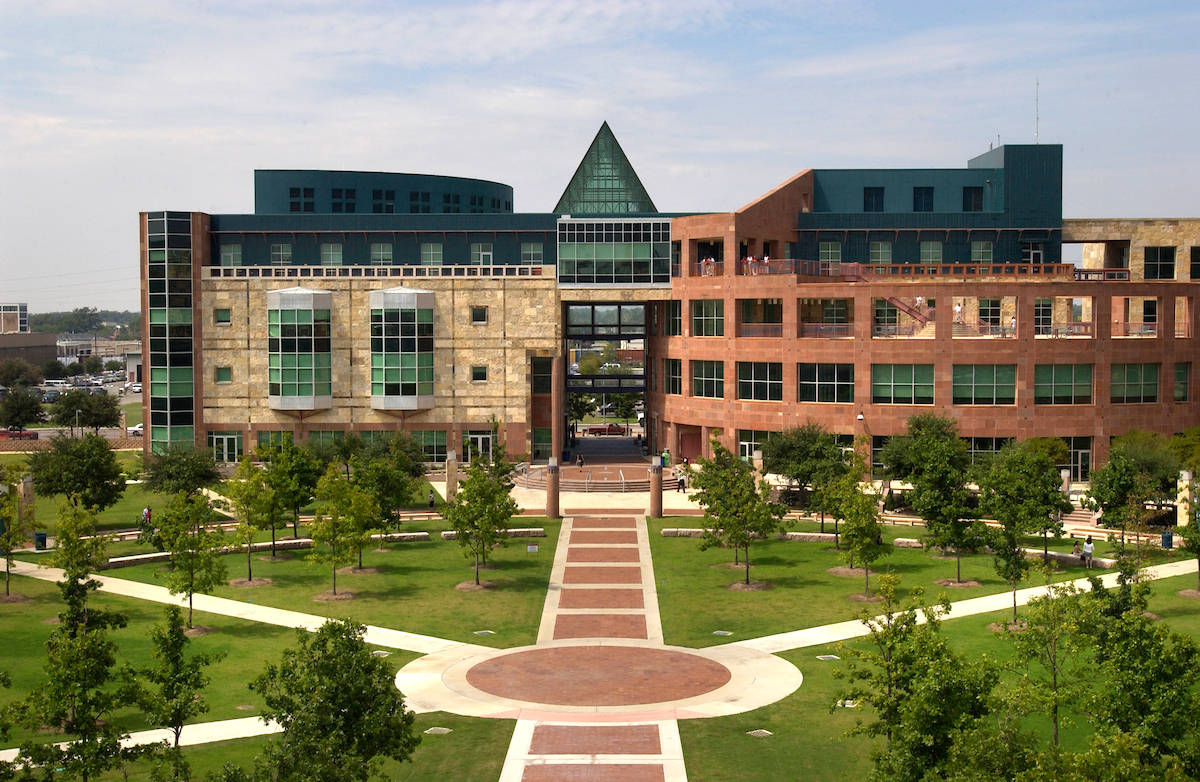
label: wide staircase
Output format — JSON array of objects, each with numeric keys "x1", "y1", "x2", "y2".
[{"x1": 519, "y1": 435, "x2": 681, "y2": 493}]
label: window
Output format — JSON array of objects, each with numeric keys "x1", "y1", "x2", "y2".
[
  {"x1": 1176, "y1": 362, "x2": 1190, "y2": 403},
  {"x1": 532, "y1": 427, "x2": 553, "y2": 461},
  {"x1": 738, "y1": 430, "x2": 773, "y2": 462},
  {"x1": 413, "y1": 430, "x2": 447, "y2": 463},
  {"x1": 666, "y1": 301, "x2": 682, "y2": 336},
  {"x1": 869, "y1": 242, "x2": 892, "y2": 263},
  {"x1": 1022, "y1": 242, "x2": 1044, "y2": 264},
  {"x1": 370, "y1": 243, "x2": 393, "y2": 265},
  {"x1": 215, "y1": 367, "x2": 232, "y2": 384},
  {"x1": 370, "y1": 308, "x2": 433, "y2": 398},
  {"x1": 1035, "y1": 298, "x2": 1053, "y2": 335},
  {"x1": 952, "y1": 365, "x2": 1016, "y2": 405},
  {"x1": 1144, "y1": 246, "x2": 1176, "y2": 280},
  {"x1": 320, "y1": 243, "x2": 343, "y2": 266},
  {"x1": 1143, "y1": 298, "x2": 1158, "y2": 324},
  {"x1": 874, "y1": 300, "x2": 898, "y2": 334},
  {"x1": 819, "y1": 242, "x2": 841, "y2": 274},
  {"x1": 737, "y1": 362, "x2": 783, "y2": 401},
  {"x1": 521, "y1": 243, "x2": 543, "y2": 264},
  {"x1": 978, "y1": 298, "x2": 1001, "y2": 327},
  {"x1": 220, "y1": 244, "x2": 242, "y2": 266},
  {"x1": 532, "y1": 357, "x2": 553, "y2": 394},
  {"x1": 863, "y1": 187, "x2": 884, "y2": 212},
  {"x1": 920, "y1": 242, "x2": 942, "y2": 263},
  {"x1": 257, "y1": 430, "x2": 293, "y2": 450},
  {"x1": 308, "y1": 431, "x2": 346, "y2": 446},
  {"x1": 823, "y1": 299, "x2": 848, "y2": 323},
  {"x1": 303, "y1": 188, "x2": 314, "y2": 199},
  {"x1": 963, "y1": 186, "x2": 983, "y2": 212},
  {"x1": 871, "y1": 364, "x2": 934, "y2": 405},
  {"x1": 1034, "y1": 364, "x2": 1093, "y2": 405},
  {"x1": 420, "y1": 243, "x2": 443, "y2": 266},
  {"x1": 965, "y1": 437, "x2": 1014, "y2": 465},
  {"x1": 799, "y1": 363, "x2": 854, "y2": 403},
  {"x1": 270, "y1": 244, "x2": 292, "y2": 265},
  {"x1": 214, "y1": 308, "x2": 231, "y2": 325},
  {"x1": 1192, "y1": 247, "x2": 1200, "y2": 281},
  {"x1": 471, "y1": 243, "x2": 493, "y2": 265},
  {"x1": 664, "y1": 358, "x2": 682, "y2": 395},
  {"x1": 692, "y1": 361, "x2": 724, "y2": 398},
  {"x1": 913, "y1": 187, "x2": 933, "y2": 212},
  {"x1": 470, "y1": 306, "x2": 488, "y2": 324},
  {"x1": 1111, "y1": 363, "x2": 1158, "y2": 403},
  {"x1": 268, "y1": 308, "x2": 333, "y2": 398},
  {"x1": 691, "y1": 300, "x2": 724, "y2": 337},
  {"x1": 971, "y1": 241, "x2": 993, "y2": 263},
  {"x1": 471, "y1": 365, "x2": 487, "y2": 382}
]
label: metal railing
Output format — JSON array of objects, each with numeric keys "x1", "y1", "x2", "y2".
[
  {"x1": 738, "y1": 323, "x2": 784, "y2": 338},
  {"x1": 206, "y1": 264, "x2": 550, "y2": 279},
  {"x1": 873, "y1": 322, "x2": 933, "y2": 338},
  {"x1": 1113, "y1": 322, "x2": 1158, "y2": 337},
  {"x1": 691, "y1": 260, "x2": 724, "y2": 277},
  {"x1": 1075, "y1": 269, "x2": 1131, "y2": 281},
  {"x1": 1035, "y1": 323, "x2": 1094, "y2": 338},
  {"x1": 952, "y1": 320, "x2": 1016, "y2": 338},
  {"x1": 737, "y1": 258, "x2": 796, "y2": 276},
  {"x1": 842, "y1": 262, "x2": 1076, "y2": 280},
  {"x1": 798, "y1": 322, "x2": 854, "y2": 338}
]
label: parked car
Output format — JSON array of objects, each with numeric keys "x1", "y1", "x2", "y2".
[
  {"x1": 88, "y1": 386, "x2": 107, "y2": 395},
  {"x1": 42, "y1": 389, "x2": 60, "y2": 403},
  {"x1": 127, "y1": 423, "x2": 144, "y2": 436},
  {"x1": 586, "y1": 422, "x2": 628, "y2": 436},
  {"x1": 130, "y1": 383, "x2": 142, "y2": 393}
]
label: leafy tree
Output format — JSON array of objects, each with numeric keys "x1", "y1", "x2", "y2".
[
  {"x1": 132, "y1": 604, "x2": 224, "y2": 780},
  {"x1": 310, "y1": 464, "x2": 379, "y2": 593},
  {"x1": 577, "y1": 353, "x2": 603, "y2": 376},
  {"x1": 0, "y1": 357, "x2": 41, "y2": 387},
  {"x1": 224, "y1": 456, "x2": 283, "y2": 577},
  {"x1": 692, "y1": 440, "x2": 787, "y2": 586},
  {"x1": 0, "y1": 464, "x2": 34, "y2": 598},
  {"x1": 610, "y1": 393, "x2": 639, "y2": 431},
  {"x1": 103, "y1": 359, "x2": 124, "y2": 372},
  {"x1": 42, "y1": 360, "x2": 66, "y2": 380},
  {"x1": 881, "y1": 414, "x2": 979, "y2": 582},
  {"x1": 1111, "y1": 429, "x2": 1181, "y2": 499},
  {"x1": 352, "y1": 433, "x2": 425, "y2": 531},
  {"x1": 247, "y1": 620, "x2": 419, "y2": 782},
  {"x1": 159, "y1": 491, "x2": 228, "y2": 627},
  {"x1": 827, "y1": 444, "x2": 889, "y2": 595},
  {"x1": 1009, "y1": 582, "x2": 1095, "y2": 748},
  {"x1": 143, "y1": 442, "x2": 222, "y2": 497},
  {"x1": 442, "y1": 439, "x2": 518, "y2": 585},
  {"x1": 0, "y1": 386, "x2": 46, "y2": 430},
  {"x1": 941, "y1": 713, "x2": 1039, "y2": 782},
  {"x1": 761, "y1": 422, "x2": 848, "y2": 529},
  {"x1": 82, "y1": 355, "x2": 104, "y2": 375},
  {"x1": 79, "y1": 391, "x2": 121, "y2": 433},
  {"x1": 1179, "y1": 516, "x2": 1200, "y2": 592},
  {"x1": 567, "y1": 393, "x2": 595, "y2": 429},
  {"x1": 28, "y1": 433, "x2": 125, "y2": 511},
  {"x1": 1083, "y1": 450, "x2": 1151, "y2": 550},
  {"x1": 266, "y1": 442, "x2": 322, "y2": 539}
]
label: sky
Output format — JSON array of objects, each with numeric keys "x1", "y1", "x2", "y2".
[{"x1": 1, "y1": 0, "x2": 1197, "y2": 312}]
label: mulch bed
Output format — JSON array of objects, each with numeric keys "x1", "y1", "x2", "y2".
[
  {"x1": 988, "y1": 620, "x2": 1028, "y2": 633},
  {"x1": 337, "y1": 566, "x2": 382, "y2": 575},
  {"x1": 934, "y1": 578, "x2": 982, "y2": 589},
  {"x1": 455, "y1": 580, "x2": 496, "y2": 591},
  {"x1": 727, "y1": 580, "x2": 773, "y2": 592},
  {"x1": 229, "y1": 578, "x2": 274, "y2": 588},
  {"x1": 467, "y1": 563, "x2": 498, "y2": 571},
  {"x1": 847, "y1": 593, "x2": 884, "y2": 603},
  {"x1": 0, "y1": 594, "x2": 31, "y2": 603},
  {"x1": 312, "y1": 590, "x2": 355, "y2": 602},
  {"x1": 42, "y1": 616, "x2": 60, "y2": 625},
  {"x1": 256, "y1": 554, "x2": 291, "y2": 562},
  {"x1": 1179, "y1": 589, "x2": 1200, "y2": 600},
  {"x1": 827, "y1": 566, "x2": 872, "y2": 578},
  {"x1": 184, "y1": 626, "x2": 215, "y2": 638},
  {"x1": 1143, "y1": 611, "x2": 1162, "y2": 621},
  {"x1": 235, "y1": 705, "x2": 255, "y2": 711}
]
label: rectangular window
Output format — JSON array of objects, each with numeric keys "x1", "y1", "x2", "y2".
[
  {"x1": 413, "y1": 430, "x2": 447, "y2": 463},
  {"x1": 692, "y1": 360, "x2": 724, "y2": 398},
  {"x1": 871, "y1": 364, "x2": 934, "y2": 405},
  {"x1": 799, "y1": 363, "x2": 854, "y2": 403},
  {"x1": 978, "y1": 298, "x2": 1001, "y2": 326},
  {"x1": 664, "y1": 358, "x2": 682, "y2": 395},
  {"x1": 869, "y1": 242, "x2": 892, "y2": 263},
  {"x1": 214, "y1": 308, "x2": 231, "y2": 325},
  {"x1": 952, "y1": 364, "x2": 1016, "y2": 405},
  {"x1": 370, "y1": 243, "x2": 393, "y2": 265},
  {"x1": 737, "y1": 362, "x2": 783, "y2": 401},
  {"x1": 819, "y1": 242, "x2": 841, "y2": 274},
  {"x1": 738, "y1": 430, "x2": 773, "y2": 462},
  {"x1": 963, "y1": 186, "x2": 983, "y2": 212},
  {"x1": 874, "y1": 299, "x2": 898, "y2": 334},
  {"x1": 369, "y1": 308, "x2": 434, "y2": 398},
  {"x1": 471, "y1": 243, "x2": 493, "y2": 265},
  {"x1": 420, "y1": 243, "x2": 443, "y2": 266},
  {"x1": 1144, "y1": 246, "x2": 1176, "y2": 280},
  {"x1": 1034, "y1": 298, "x2": 1053, "y2": 335},
  {"x1": 470, "y1": 306, "x2": 488, "y2": 325},
  {"x1": 320, "y1": 243, "x2": 343, "y2": 266},
  {"x1": 532, "y1": 357, "x2": 553, "y2": 394},
  {"x1": 691, "y1": 300, "x2": 724, "y2": 337},
  {"x1": 521, "y1": 243, "x2": 544, "y2": 264},
  {"x1": 1176, "y1": 362, "x2": 1190, "y2": 403},
  {"x1": 268, "y1": 308, "x2": 333, "y2": 398},
  {"x1": 471, "y1": 365, "x2": 488, "y2": 382},
  {"x1": 920, "y1": 241, "x2": 942, "y2": 263},
  {"x1": 1191, "y1": 247, "x2": 1200, "y2": 281},
  {"x1": 270, "y1": 244, "x2": 292, "y2": 265},
  {"x1": 215, "y1": 366, "x2": 232, "y2": 384},
  {"x1": 912, "y1": 187, "x2": 933, "y2": 212},
  {"x1": 823, "y1": 299, "x2": 848, "y2": 323},
  {"x1": 667, "y1": 301, "x2": 682, "y2": 336},
  {"x1": 1111, "y1": 363, "x2": 1159, "y2": 404},
  {"x1": 964, "y1": 437, "x2": 1014, "y2": 465},
  {"x1": 1143, "y1": 298, "x2": 1158, "y2": 324},
  {"x1": 971, "y1": 241, "x2": 993, "y2": 263},
  {"x1": 1034, "y1": 364, "x2": 1093, "y2": 405},
  {"x1": 1022, "y1": 242, "x2": 1044, "y2": 264},
  {"x1": 219, "y1": 244, "x2": 242, "y2": 266},
  {"x1": 532, "y1": 427, "x2": 553, "y2": 461},
  {"x1": 863, "y1": 187, "x2": 884, "y2": 212},
  {"x1": 256, "y1": 430, "x2": 293, "y2": 449}
]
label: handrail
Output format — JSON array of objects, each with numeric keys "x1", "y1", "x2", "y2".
[
  {"x1": 691, "y1": 260, "x2": 724, "y2": 277},
  {"x1": 799, "y1": 322, "x2": 854, "y2": 338},
  {"x1": 206, "y1": 264, "x2": 550, "y2": 279}
]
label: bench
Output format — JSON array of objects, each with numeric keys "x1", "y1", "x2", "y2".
[{"x1": 440, "y1": 527, "x2": 545, "y2": 541}]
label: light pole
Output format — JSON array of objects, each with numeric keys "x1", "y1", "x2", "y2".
[{"x1": 75, "y1": 409, "x2": 81, "y2": 437}]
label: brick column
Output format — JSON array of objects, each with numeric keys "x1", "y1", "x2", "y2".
[
  {"x1": 649, "y1": 457, "x2": 663, "y2": 518},
  {"x1": 551, "y1": 356, "x2": 565, "y2": 463},
  {"x1": 546, "y1": 458, "x2": 560, "y2": 519}
]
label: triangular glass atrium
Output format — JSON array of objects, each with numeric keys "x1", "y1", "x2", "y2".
[{"x1": 554, "y1": 122, "x2": 657, "y2": 214}]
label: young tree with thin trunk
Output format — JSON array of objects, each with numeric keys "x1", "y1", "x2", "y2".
[
  {"x1": 0, "y1": 464, "x2": 34, "y2": 598},
  {"x1": 828, "y1": 443, "x2": 889, "y2": 595},
  {"x1": 309, "y1": 464, "x2": 378, "y2": 593},
  {"x1": 159, "y1": 491, "x2": 228, "y2": 627},
  {"x1": 142, "y1": 442, "x2": 222, "y2": 497},
  {"x1": 266, "y1": 442, "x2": 321, "y2": 539},
  {"x1": 225, "y1": 455, "x2": 282, "y2": 578},
  {"x1": 761, "y1": 422, "x2": 847, "y2": 528},
  {"x1": 442, "y1": 440, "x2": 517, "y2": 586}
]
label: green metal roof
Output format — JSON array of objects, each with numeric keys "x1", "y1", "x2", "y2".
[{"x1": 554, "y1": 122, "x2": 657, "y2": 215}]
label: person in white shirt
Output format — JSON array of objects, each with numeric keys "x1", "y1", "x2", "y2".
[{"x1": 1082, "y1": 536, "x2": 1095, "y2": 568}]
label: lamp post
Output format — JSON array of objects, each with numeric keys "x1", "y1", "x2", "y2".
[{"x1": 75, "y1": 409, "x2": 81, "y2": 437}]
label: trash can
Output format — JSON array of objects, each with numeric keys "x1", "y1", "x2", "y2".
[
  {"x1": 1162, "y1": 530, "x2": 1174, "y2": 549},
  {"x1": 34, "y1": 531, "x2": 47, "y2": 550}
]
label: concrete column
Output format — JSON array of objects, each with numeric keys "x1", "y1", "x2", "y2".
[
  {"x1": 445, "y1": 450, "x2": 458, "y2": 501},
  {"x1": 551, "y1": 356, "x2": 565, "y2": 463},
  {"x1": 649, "y1": 456, "x2": 663, "y2": 519},
  {"x1": 1178, "y1": 470, "x2": 1193, "y2": 527},
  {"x1": 546, "y1": 458, "x2": 560, "y2": 519}
]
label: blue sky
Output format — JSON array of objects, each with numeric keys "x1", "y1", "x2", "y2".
[{"x1": 1, "y1": 0, "x2": 1197, "y2": 310}]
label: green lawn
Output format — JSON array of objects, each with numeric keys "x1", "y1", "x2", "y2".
[{"x1": 122, "y1": 401, "x2": 143, "y2": 427}]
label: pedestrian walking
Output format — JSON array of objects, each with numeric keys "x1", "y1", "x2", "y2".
[
  {"x1": 1082, "y1": 536, "x2": 1095, "y2": 568},
  {"x1": 428, "y1": 489, "x2": 435, "y2": 509}
]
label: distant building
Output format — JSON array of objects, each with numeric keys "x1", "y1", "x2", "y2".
[
  {"x1": 0, "y1": 332, "x2": 56, "y2": 367},
  {"x1": 0, "y1": 303, "x2": 28, "y2": 334}
]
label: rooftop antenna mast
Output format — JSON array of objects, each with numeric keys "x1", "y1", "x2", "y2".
[{"x1": 1035, "y1": 77, "x2": 1039, "y2": 144}]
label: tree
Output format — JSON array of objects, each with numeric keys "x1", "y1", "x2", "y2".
[
  {"x1": 246, "y1": 620, "x2": 419, "y2": 782},
  {"x1": 979, "y1": 442, "x2": 1072, "y2": 622},
  {"x1": 610, "y1": 393, "x2": 639, "y2": 431},
  {"x1": 309, "y1": 464, "x2": 378, "y2": 593},
  {"x1": 761, "y1": 422, "x2": 848, "y2": 529},
  {"x1": 0, "y1": 464, "x2": 35, "y2": 597},
  {"x1": 28, "y1": 433, "x2": 125, "y2": 511},
  {"x1": 1083, "y1": 451, "x2": 1148, "y2": 551},
  {"x1": 0, "y1": 357, "x2": 41, "y2": 387},
  {"x1": 352, "y1": 434, "x2": 425, "y2": 531},
  {"x1": 827, "y1": 444, "x2": 889, "y2": 595},
  {"x1": 81, "y1": 392, "x2": 121, "y2": 433},
  {"x1": 881, "y1": 414, "x2": 979, "y2": 582},
  {"x1": 42, "y1": 360, "x2": 66, "y2": 380},
  {"x1": 692, "y1": 440, "x2": 787, "y2": 586},
  {"x1": 51, "y1": 388, "x2": 91, "y2": 435},
  {"x1": 143, "y1": 442, "x2": 222, "y2": 497},
  {"x1": 133, "y1": 604, "x2": 224, "y2": 780},
  {"x1": 224, "y1": 456, "x2": 283, "y2": 578},
  {"x1": 0, "y1": 386, "x2": 46, "y2": 431},
  {"x1": 159, "y1": 491, "x2": 228, "y2": 627},
  {"x1": 1111, "y1": 429, "x2": 1180, "y2": 500},
  {"x1": 82, "y1": 355, "x2": 104, "y2": 375},
  {"x1": 1180, "y1": 516, "x2": 1200, "y2": 593},
  {"x1": 577, "y1": 353, "x2": 603, "y2": 376},
  {"x1": 567, "y1": 393, "x2": 595, "y2": 429},
  {"x1": 103, "y1": 359, "x2": 124, "y2": 372},
  {"x1": 11, "y1": 501, "x2": 141, "y2": 782},
  {"x1": 266, "y1": 442, "x2": 322, "y2": 539},
  {"x1": 442, "y1": 439, "x2": 518, "y2": 585}
]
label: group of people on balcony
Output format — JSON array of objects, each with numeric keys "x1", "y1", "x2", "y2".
[
  {"x1": 697, "y1": 256, "x2": 721, "y2": 276},
  {"x1": 740, "y1": 255, "x2": 773, "y2": 275}
]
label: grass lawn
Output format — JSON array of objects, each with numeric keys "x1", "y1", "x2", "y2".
[
  {"x1": 122, "y1": 401, "x2": 143, "y2": 427},
  {"x1": 83, "y1": 518, "x2": 559, "y2": 647}
]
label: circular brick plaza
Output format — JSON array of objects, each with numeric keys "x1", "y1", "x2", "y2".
[{"x1": 464, "y1": 645, "x2": 732, "y2": 707}]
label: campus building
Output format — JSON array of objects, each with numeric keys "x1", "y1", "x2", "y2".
[{"x1": 140, "y1": 124, "x2": 1200, "y2": 479}]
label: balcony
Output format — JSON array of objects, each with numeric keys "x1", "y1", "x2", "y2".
[
  {"x1": 737, "y1": 258, "x2": 797, "y2": 276},
  {"x1": 799, "y1": 323, "x2": 854, "y2": 338},
  {"x1": 738, "y1": 323, "x2": 783, "y2": 338},
  {"x1": 952, "y1": 320, "x2": 1015, "y2": 339},
  {"x1": 1075, "y1": 269, "x2": 1130, "y2": 281},
  {"x1": 1113, "y1": 322, "x2": 1158, "y2": 338},
  {"x1": 1035, "y1": 323, "x2": 1094, "y2": 338},
  {"x1": 691, "y1": 260, "x2": 724, "y2": 277},
  {"x1": 873, "y1": 322, "x2": 934, "y2": 338}
]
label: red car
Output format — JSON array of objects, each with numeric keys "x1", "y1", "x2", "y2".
[{"x1": 586, "y1": 423, "x2": 628, "y2": 436}]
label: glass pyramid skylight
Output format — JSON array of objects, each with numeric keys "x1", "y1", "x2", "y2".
[{"x1": 554, "y1": 122, "x2": 657, "y2": 214}]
